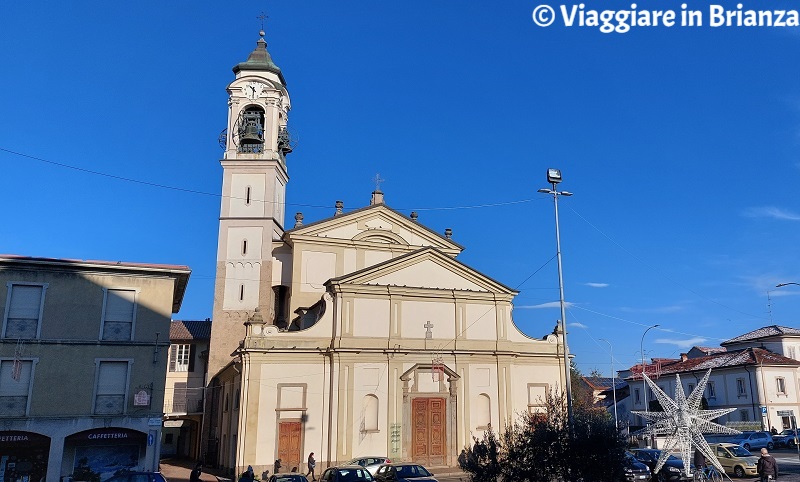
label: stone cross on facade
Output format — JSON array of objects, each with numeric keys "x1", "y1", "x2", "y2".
[{"x1": 424, "y1": 321, "x2": 433, "y2": 339}]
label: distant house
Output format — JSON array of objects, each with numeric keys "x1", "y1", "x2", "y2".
[
  {"x1": 687, "y1": 346, "x2": 727, "y2": 358},
  {"x1": 620, "y1": 326, "x2": 800, "y2": 432},
  {"x1": 581, "y1": 376, "x2": 630, "y2": 427},
  {"x1": 162, "y1": 319, "x2": 211, "y2": 460}
]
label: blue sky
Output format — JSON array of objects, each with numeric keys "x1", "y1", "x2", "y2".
[{"x1": 2, "y1": 1, "x2": 800, "y2": 376}]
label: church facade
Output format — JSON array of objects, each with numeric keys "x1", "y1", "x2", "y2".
[{"x1": 204, "y1": 31, "x2": 566, "y2": 475}]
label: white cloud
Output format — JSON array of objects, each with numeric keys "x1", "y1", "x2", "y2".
[
  {"x1": 742, "y1": 206, "x2": 800, "y2": 221},
  {"x1": 584, "y1": 282, "x2": 609, "y2": 288},
  {"x1": 569, "y1": 322, "x2": 588, "y2": 329},
  {"x1": 654, "y1": 337, "x2": 707, "y2": 349},
  {"x1": 516, "y1": 301, "x2": 574, "y2": 309}
]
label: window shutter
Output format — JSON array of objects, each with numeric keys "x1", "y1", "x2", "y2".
[
  {"x1": 97, "y1": 362, "x2": 127, "y2": 394},
  {"x1": 0, "y1": 360, "x2": 32, "y2": 396},
  {"x1": 0, "y1": 360, "x2": 32, "y2": 416},
  {"x1": 6, "y1": 285, "x2": 43, "y2": 338},
  {"x1": 103, "y1": 290, "x2": 135, "y2": 340},
  {"x1": 105, "y1": 290, "x2": 135, "y2": 322},
  {"x1": 169, "y1": 345, "x2": 177, "y2": 372},
  {"x1": 188, "y1": 344, "x2": 196, "y2": 372}
]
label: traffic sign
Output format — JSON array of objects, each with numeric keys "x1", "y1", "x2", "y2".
[{"x1": 761, "y1": 406, "x2": 768, "y2": 414}]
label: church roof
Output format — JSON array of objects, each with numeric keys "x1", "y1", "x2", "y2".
[
  {"x1": 285, "y1": 202, "x2": 464, "y2": 252},
  {"x1": 233, "y1": 32, "x2": 286, "y2": 84},
  {"x1": 721, "y1": 325, "x2": 800, "y2": 345},
  {"x1": 327, "y1": 246, "x2": 517, "y2": 295}
]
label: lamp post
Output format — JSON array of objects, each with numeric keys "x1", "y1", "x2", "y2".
[
  {"x1": 641, "y1": 324, "x2": 660, "y2": 446},
  {"x1": 599, "y1": 338, "x2": 618, "y2": 430},
  {"x1": 538, "y1": 168, "x2": 574, "y2": 428}
]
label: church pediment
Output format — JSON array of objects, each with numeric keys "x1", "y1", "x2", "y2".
[
  {"x1": 285, "y1": 204, "x2": 462, "y2": 254},
  {"x1": 327, "y1": 247, "x2": 516, "y2": 295}
]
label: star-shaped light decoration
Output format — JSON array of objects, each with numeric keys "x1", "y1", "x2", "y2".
[{"x1": 633, "y1": 369, "x2": 740, "y2": 477}]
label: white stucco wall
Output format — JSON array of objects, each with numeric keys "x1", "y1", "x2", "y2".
[
  {"x1": 400, "y1": 301, "x2": 456, "y2": 340},
  {"x1": 353, "y1": 299, "x2": 391, "y2": 338}
]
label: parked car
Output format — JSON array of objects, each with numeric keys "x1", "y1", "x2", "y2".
[
  {"x1": 269, "y1": 475, "x2": 308, "y2": 482},
  {"x1": 373, "y1": 464, "x2": 437, "y2": 482},
  {"x1": 624, "y1": 452, "x2": 652, "y2": 481},
  {"x1": 708, "y1": 443, "x2": 758, "y2": 478},
  {"x1": 105, "y1": 472, "x2": 169, "y2": 482},
  {"x1": 772, "y1": 429, "x2": 798, "y2": 448},
  {"x1": 727, "y1": 431, "x2": 774, "y2": 451},
  {"x1": 630, "y1": 448, "x2": 691, "y2": 481},
  {"x1": 320, "y1": 465, "x2": 375, "y2": 482},
  {"x1": 345, "y1": 457, "x2": 392, "y2": 476}
]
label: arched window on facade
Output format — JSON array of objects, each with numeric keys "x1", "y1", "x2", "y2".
[
  {"x1": 362, "y1": 394, "x2": 379, "y2": 432},
  {"x1": 476, "y1": 393, "x2": 491, "y2": 430}
]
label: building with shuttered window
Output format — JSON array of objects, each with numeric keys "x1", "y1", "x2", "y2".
[
  {"x1": 0, "y1": 255, "x2": 190, "y2": 482},
  {"x1": 162, "y1": 319, "x2": 211, "y2": 460}
]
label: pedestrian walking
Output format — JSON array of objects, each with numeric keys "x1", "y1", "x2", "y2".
[
  {"x1": 274, "y1": 458, "x2": 282, "y2": 473},
  {"x1": 757, "y1": 447, "x2": 778, "y2": 481},
  {"x1": 238, "y1": 465, "x2": 255, "y2": 482},
  {"x1": 306, "y1": 452, "x2": 317, "y2": 481},
  {"x1": 189, "y1": 463, "x2": 202, "y2": 482}
]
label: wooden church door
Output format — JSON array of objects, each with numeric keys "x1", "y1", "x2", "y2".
[{"x1": 412, "y1": 398, "x2": 446, "y2": 466}]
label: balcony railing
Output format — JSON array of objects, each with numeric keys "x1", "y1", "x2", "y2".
[{"x1": 164, "y1": 396, "x2": 204, "y2": 414}]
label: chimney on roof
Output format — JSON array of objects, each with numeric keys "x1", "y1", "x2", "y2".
[{"x1": 680, "y1": 353, "x2": 688, "y2": 362}]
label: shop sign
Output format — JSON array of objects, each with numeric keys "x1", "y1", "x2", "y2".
[
  {"x1": 0, "y1": 431, "x2": 50, "y2": 446},
  {"x1": 66, "y1": 428, "x2": 146, "y2": 444}
]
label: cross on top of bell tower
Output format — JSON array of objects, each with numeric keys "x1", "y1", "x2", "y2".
[{"x1": 257, "y1": 11, "x2": 268, "y2": 36}]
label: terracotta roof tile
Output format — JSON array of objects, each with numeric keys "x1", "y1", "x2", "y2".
[
  {"x1": 626, "y1": 347, "x2": 799, "y2": 379},
  {"x1": 582, "y1": 376, "x2": 627, "y2": 391},
  {"x1": 170, "y1": 320, "x2": 212, "y2": 340},
  {"x1": 722, "y1": 325, "x2": 800, "y2": 345}
]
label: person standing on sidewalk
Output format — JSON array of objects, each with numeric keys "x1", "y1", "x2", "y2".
[
  {"x1": 306, "y1": 452, "x2": 317, "y2": 481},
  {"x1": 189, "y1": 463, "x2": 202, "y2": 482},
  {"x1": 757, "y1": 448, "x2": 778, "y2": 481}
]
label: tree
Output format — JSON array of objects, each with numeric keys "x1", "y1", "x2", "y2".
[{"x1": 459, "y1": 390, "x2": 628, "y2": 482}]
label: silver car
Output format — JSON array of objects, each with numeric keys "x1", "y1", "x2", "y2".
[
  {"x1": 729, "y1": 431, "x2": 774, "y2": 451},
  {"x1": 345, "y1": 457, "x2": 392, "y2": 476}
]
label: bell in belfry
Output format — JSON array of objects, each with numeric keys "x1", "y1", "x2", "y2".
[{"x1": 239, "y1": 111, "x2": 264, "y2": 145}]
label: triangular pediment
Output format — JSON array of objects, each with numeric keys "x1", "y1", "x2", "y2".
[
  {"x1": 327, "y1": 247, "x2": 516, "y2": 295},
  {"x1": 285, "y1": 204, "x2": 462, "y2": 254}
]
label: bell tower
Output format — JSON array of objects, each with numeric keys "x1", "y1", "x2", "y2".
[{"x1": 208, "y1": 30, "x2": 293, "y2": 376}]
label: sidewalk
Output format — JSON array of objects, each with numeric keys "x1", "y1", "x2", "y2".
[{"x1": 160, "y1": 459, "x2": 227, "y2": 482}]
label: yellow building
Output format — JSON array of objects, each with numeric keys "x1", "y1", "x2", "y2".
[{"x1": 0, "y1": 255, "x2": 190, "y2": 481}]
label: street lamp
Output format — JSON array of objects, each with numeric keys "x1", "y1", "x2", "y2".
[
  {"x1": 599, "y1": 338, "x2": 618, "y2": 430},
  {"x1": 641, "y1": 324, "x2": 660, "y2": 446},
  {"x1": 538, "y1": 168, "x2": 574, "y2": 428}
]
